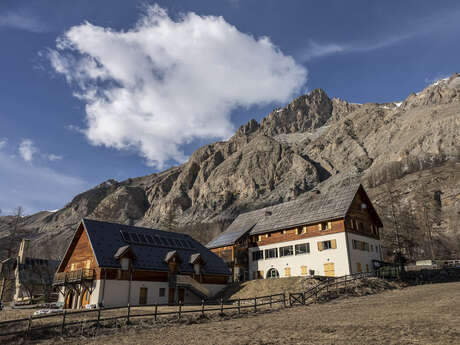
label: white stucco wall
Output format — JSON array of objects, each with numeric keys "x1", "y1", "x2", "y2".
[
  {"x1": 347, "y1": 233, "x2": 382, "y2": 274},
  {"x1": 249, "y1": 232, "x2": 351, "y2": 278}
]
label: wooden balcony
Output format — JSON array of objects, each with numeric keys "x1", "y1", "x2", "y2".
[{"x1": 53, "y1": 269, "x2": 95, "y2": 286}]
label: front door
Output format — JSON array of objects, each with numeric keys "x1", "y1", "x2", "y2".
[
  {"x1": 139, "y1": 287, "x2": 148, "y2": 305},
  {"x1": 324, "y1": 262, "x2": 335, "y2": 277},
  {"x1": 65, "y1": 291, "x2": 74, "y2": 309}
]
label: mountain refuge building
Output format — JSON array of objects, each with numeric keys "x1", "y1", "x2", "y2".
[
  {"x1": 53, "y1": 219, "x2": 230, "y2": 309},
  {"x1": 207, "y1": 184, "x2": 383, "y2": 281}
]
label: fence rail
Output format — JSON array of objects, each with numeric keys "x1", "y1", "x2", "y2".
[{"x1": 0, "y1": 273, "x2": 373, "y2": 339}]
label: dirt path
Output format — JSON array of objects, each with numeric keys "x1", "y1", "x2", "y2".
[{"x1": 34, "y1": 282, "x2": 460, "y2": 344}]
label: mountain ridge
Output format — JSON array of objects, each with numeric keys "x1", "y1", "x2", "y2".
[{"x1": 1, "y1": 73, "x2": 459, "y2": 260}]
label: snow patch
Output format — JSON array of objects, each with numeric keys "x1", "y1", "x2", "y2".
[{"x1": 394, "y1": 102, "x2": 402, "y2": 107}]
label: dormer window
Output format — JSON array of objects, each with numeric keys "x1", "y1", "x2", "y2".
[{"x1": 121, "y1": 258, "x2": 130, "y2": 271}]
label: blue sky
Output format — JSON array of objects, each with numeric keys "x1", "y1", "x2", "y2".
[{"x1": 0, "y1": 0, "x2": 459, "y2": 215}]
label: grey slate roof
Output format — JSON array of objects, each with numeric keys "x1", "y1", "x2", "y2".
[
  {"x1": 81, "y1": 219, "x2": 230, "y2": 276},
  {"x1": 207, "y1": 183, "x2": 365, "y2": 248}
]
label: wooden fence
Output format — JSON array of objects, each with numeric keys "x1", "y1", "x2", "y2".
[{"x1": 0, "y1": 272, "x2": 374, "y2": 340}]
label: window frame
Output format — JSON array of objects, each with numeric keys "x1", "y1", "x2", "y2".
[
  {"x1": 264, "y1": 248, "x2": 278, "y2": 259},
  {"x1": 295, "y1": 243, "x2": 310, "y2": 255},
  {"x1": 279, "y1": 245, "x2": 294, "y2": 257},
  {"x1": 252, "y1": 250, "x2": 264, "y2": 261}
]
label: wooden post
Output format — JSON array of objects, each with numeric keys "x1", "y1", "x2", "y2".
[
  {"x1": 154, "y1": 304, "x2": 158, "y2": 321},
  {"x1": 127, "y1": 304, "x2": 131, "y2": 324},
  {"x1": 254, "y1": 297, "x2": 257, "y2": 312},
  {"x1": 96, "y1": 308, "x2": 101, "y2": 328},
  {"x1": 326, "y1": 283, "x2": 329, "y2": 300},
  {"x1": 315, "y1": 286, "x2": 318, "y2": 303},
  {"x1": 220, "y1": 298, "x2": 224, "y2": 314},
  {"x1": 26, "y1": 315, "x2": 32, "y2": 337},
  {"x1": 269, "y1": 295, "x2": 272, "y2": 308},
  {"x1": 201, "y1": 299, "x2": 205, "y2": 316},
  {"x1": 60, "y1": 310, "x2": 67, "y2": 335},
  {"x1": 237, "y1": 298, "x2": 241, "y2": 314},
  {"x1": 283, "y1": 293, "x2": 286, "y2": 308},
  {"x1": 289, "y1": 293, "x2": 292, "y2": 307},
  {"x1": 178, "y1": 301, "x2": 182, "y2": 319}
]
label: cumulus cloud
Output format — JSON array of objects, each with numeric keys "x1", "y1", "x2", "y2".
[
  {"x1": 19, "y1": 139, "x2": 37, "y2": 162},
  {"x1": 49, "y1": 4, "x2": 307, "y2": 168}
]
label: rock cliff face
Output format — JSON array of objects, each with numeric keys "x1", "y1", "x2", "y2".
[{"x1": 1, "y1": 74, "x2": 459, "y2": 260}]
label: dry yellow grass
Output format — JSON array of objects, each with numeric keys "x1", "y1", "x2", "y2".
[{"x1": 29, "y1": 281, "x2": 460, "y2": 345}]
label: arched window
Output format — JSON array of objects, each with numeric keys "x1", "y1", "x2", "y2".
[{"x1": 266, "y1": 268, "x2": 280, "y2": 279}]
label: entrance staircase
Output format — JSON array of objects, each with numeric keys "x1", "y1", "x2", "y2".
[{"x1": 176, "y1": 275, "x2": 210, "y2": 299}]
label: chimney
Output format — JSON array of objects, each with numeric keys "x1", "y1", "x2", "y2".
[{"x1": 18, "y1": 239, "x2": 30, "y2": 264}]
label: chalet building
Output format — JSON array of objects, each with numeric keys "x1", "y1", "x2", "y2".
[
  {"x1": 54, "y1": 219, "x2": 230, "y2": 309},
  {"x1": 0, "y1": 239, "x2": 58, "y2": 304},
  {"x1": 207, "y1": 184, "x2": 383, "y2": 280}
]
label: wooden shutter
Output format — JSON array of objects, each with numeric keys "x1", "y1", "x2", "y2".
[
  {"x1": 327, "y1": 221, "x2": 332, "y2": 230},
  {"x1": 318, "y1": 224, "x2": 322, "y2": 231},
  {"x1": 285, "y1": 267, "x2": 291, "y2": 277},
  {"x1": 331, "y1": 239, "x2": 337, "y2": 249},
  {"x1": 317, "y1": 241, "x2": 323, "y2": 251},
  {"x1": 357, "y1": 262, "x2": 362, "y2": 273},
  {"x1": 301, "y1": 266, "x2": 307, "y2": 275}
]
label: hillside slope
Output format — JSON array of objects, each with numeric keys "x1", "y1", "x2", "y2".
[{"x1": 1, "y1": 74, "x2": 459, "y2": 260}]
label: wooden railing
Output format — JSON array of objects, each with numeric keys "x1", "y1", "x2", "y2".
[
  {"x1": 53, "y1": 269, "x2": 94, "y2": 285},
  {"x1": 176, "y1": 275, "x2": 210, "y2": 297}
]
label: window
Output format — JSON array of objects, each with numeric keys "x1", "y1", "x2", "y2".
[
  {"x1": 318, "y1": 222, "x2": 331, "y2": 231},
  {"x1": 266, "y1": 268, "x2": 279, "y2": 278},
  {"x1": 295, "y1": 243, "x2": 310, "y2": 255},
  {"x1": 159, "y1": 288, "x2": 165, "y2": 297},
  {"x1": 352, "y1": 239, "x2": 370, "y2": 251},
  {"x1": 279, "y1": 246, "x2": 293, "y2": 257},
  {"x1": 301, "y1": 266, "x2": 308, "y2": 275},
  {"x1": 358, "y1": 222, "x2": 364, "y2": 232},
  {"x1": 264, "y1": 248, "x2": 278, "y2": 259},
  {"x1": 258, "y1": 235, "x2": 262, "y2": 241},
  {"x1": 121, "y1": 258, "x2": 130, "y2": 271},
  {"x1": 252, "y1": 250, "x2": 264, "y2": 261},
  {"x1": 317, "y1": 240, "x2": 337, "y2": 251}
]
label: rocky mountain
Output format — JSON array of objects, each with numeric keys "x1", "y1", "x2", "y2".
[{"x1": 1, "y1": 74, "x2": 459, "y2": 261}]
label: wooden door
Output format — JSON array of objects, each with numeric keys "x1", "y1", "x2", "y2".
[
  {"x1": 81, "y1": 290, "x2": 90, "y2": 308},
  {"x1": 65, "y1": 292, "x2": 74, "y2": 309},
  {"x1": 178, "y1": 288, "x2": 185, "y2": 304},
  {"x1": 324, "y1": 262, "x2": 335, "y2": 277},
  {"x1": 356, "y1": 262, "x2": 362, "y2": 273},
  {"x1": 168, "y1": 288, "x2": 175, "y2": 305},
  {"x1": 139, "y1": 287, "x2": 148, "y2": 305}
]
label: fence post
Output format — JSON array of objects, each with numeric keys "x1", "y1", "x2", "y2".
[
  {"x1": 178, "y1": 301, "x2": 182, "y2": 319},
  {"x1": 269, "y1": 295, "x2": 272, "y2": 308},
  {"x1": 60, "y1": 310, "x2": 66, "y2": 335},
  {"x1": 288, "y1": 293, "x2": 292, "y2": 307},
  {"x1": 97, "y1": 308, "x2": 101, "y2": 328},
  {"x1": 254, "y1": 297, "x2": 257, "y2": 312},
  {"x1": 315, "y1": 286, "x2": 318, "y2": 303},
  {"x1": 201, "y1": 299, "x2": 205, "y2": 316},
  {"x1": 283, "y1": 293, "x2": 286, "y2": 308},
  {"x1": 26, "y1": 315, "x2": 32, "y2": 337},
  {"x1": 127, "y1": 304, "x2": 131, "y2": 324},
  {"x1": 154, "y1": 303, "x2": 158, "y2": 321},
  {"x1": 220, "y1": 298, "x2": 224, "y2": 314},
  {"x1": 326, "y1": 283, "x2": 329, "y2": 300},
  {"x1": 237, "y1": 298, "x2": 241, "y2": 314}
]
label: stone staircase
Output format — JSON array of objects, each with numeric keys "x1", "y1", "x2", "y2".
[{"x1": 176, "y1": 275, "x2": 211, "y2": 299}]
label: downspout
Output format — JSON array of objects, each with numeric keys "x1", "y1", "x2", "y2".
[
  {"x1": 344, "y1": 217, "x2": 353, "y2": 274},
  {"x1": 101, "y1": 269, "x2": 106, "y2": 307}
]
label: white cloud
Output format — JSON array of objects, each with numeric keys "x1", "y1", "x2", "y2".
[
  {"x1": 0, "y1": 11, "x2": 47, "y2": 33},
  {"x1": 0, "y1": 138, "x2": 6, "y2": 150},
  {"x1": 49, "y1": 4, "x2": 307, "y2": 168},
  {"x1": 18, "y1": 139, "x2": 37, "y2": 162},
  {"x1": 47, "y1": 154, "x2": 63, "y2": 161},
  {"x1": 301, "y1": 34, "x2": 412, "y2": 61},
  {"x1": 0, "y1": 151, "x2": 88, "y2": 214}
]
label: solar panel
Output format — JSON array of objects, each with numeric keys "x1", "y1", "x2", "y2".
[
  {"x1": 121, "y1": 231, "x2": 131, "y2": 242},
  {"x1": 131, "y1": 233, "x2": 139, "y2": 243},
  {"x1": 138, "y1": 234, "x2": 147, "y2": 243},
  {"x1": 174, "y1": 239, "x2": 182, "y2": 247},
  {"x1": 145, "y1": 235, "x2": 154, "y2": 244},
  {"x1": 167, "y1": 238, "x2": 175, "y2": 246}
]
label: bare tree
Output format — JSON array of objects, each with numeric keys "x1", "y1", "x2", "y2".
[{"x1": 0, "y1": 206, "x2": 28, "y2": 260}]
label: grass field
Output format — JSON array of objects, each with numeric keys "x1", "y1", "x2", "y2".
[{"x1": 29, "y1": 281, "x2": 460, "y2": 345}]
